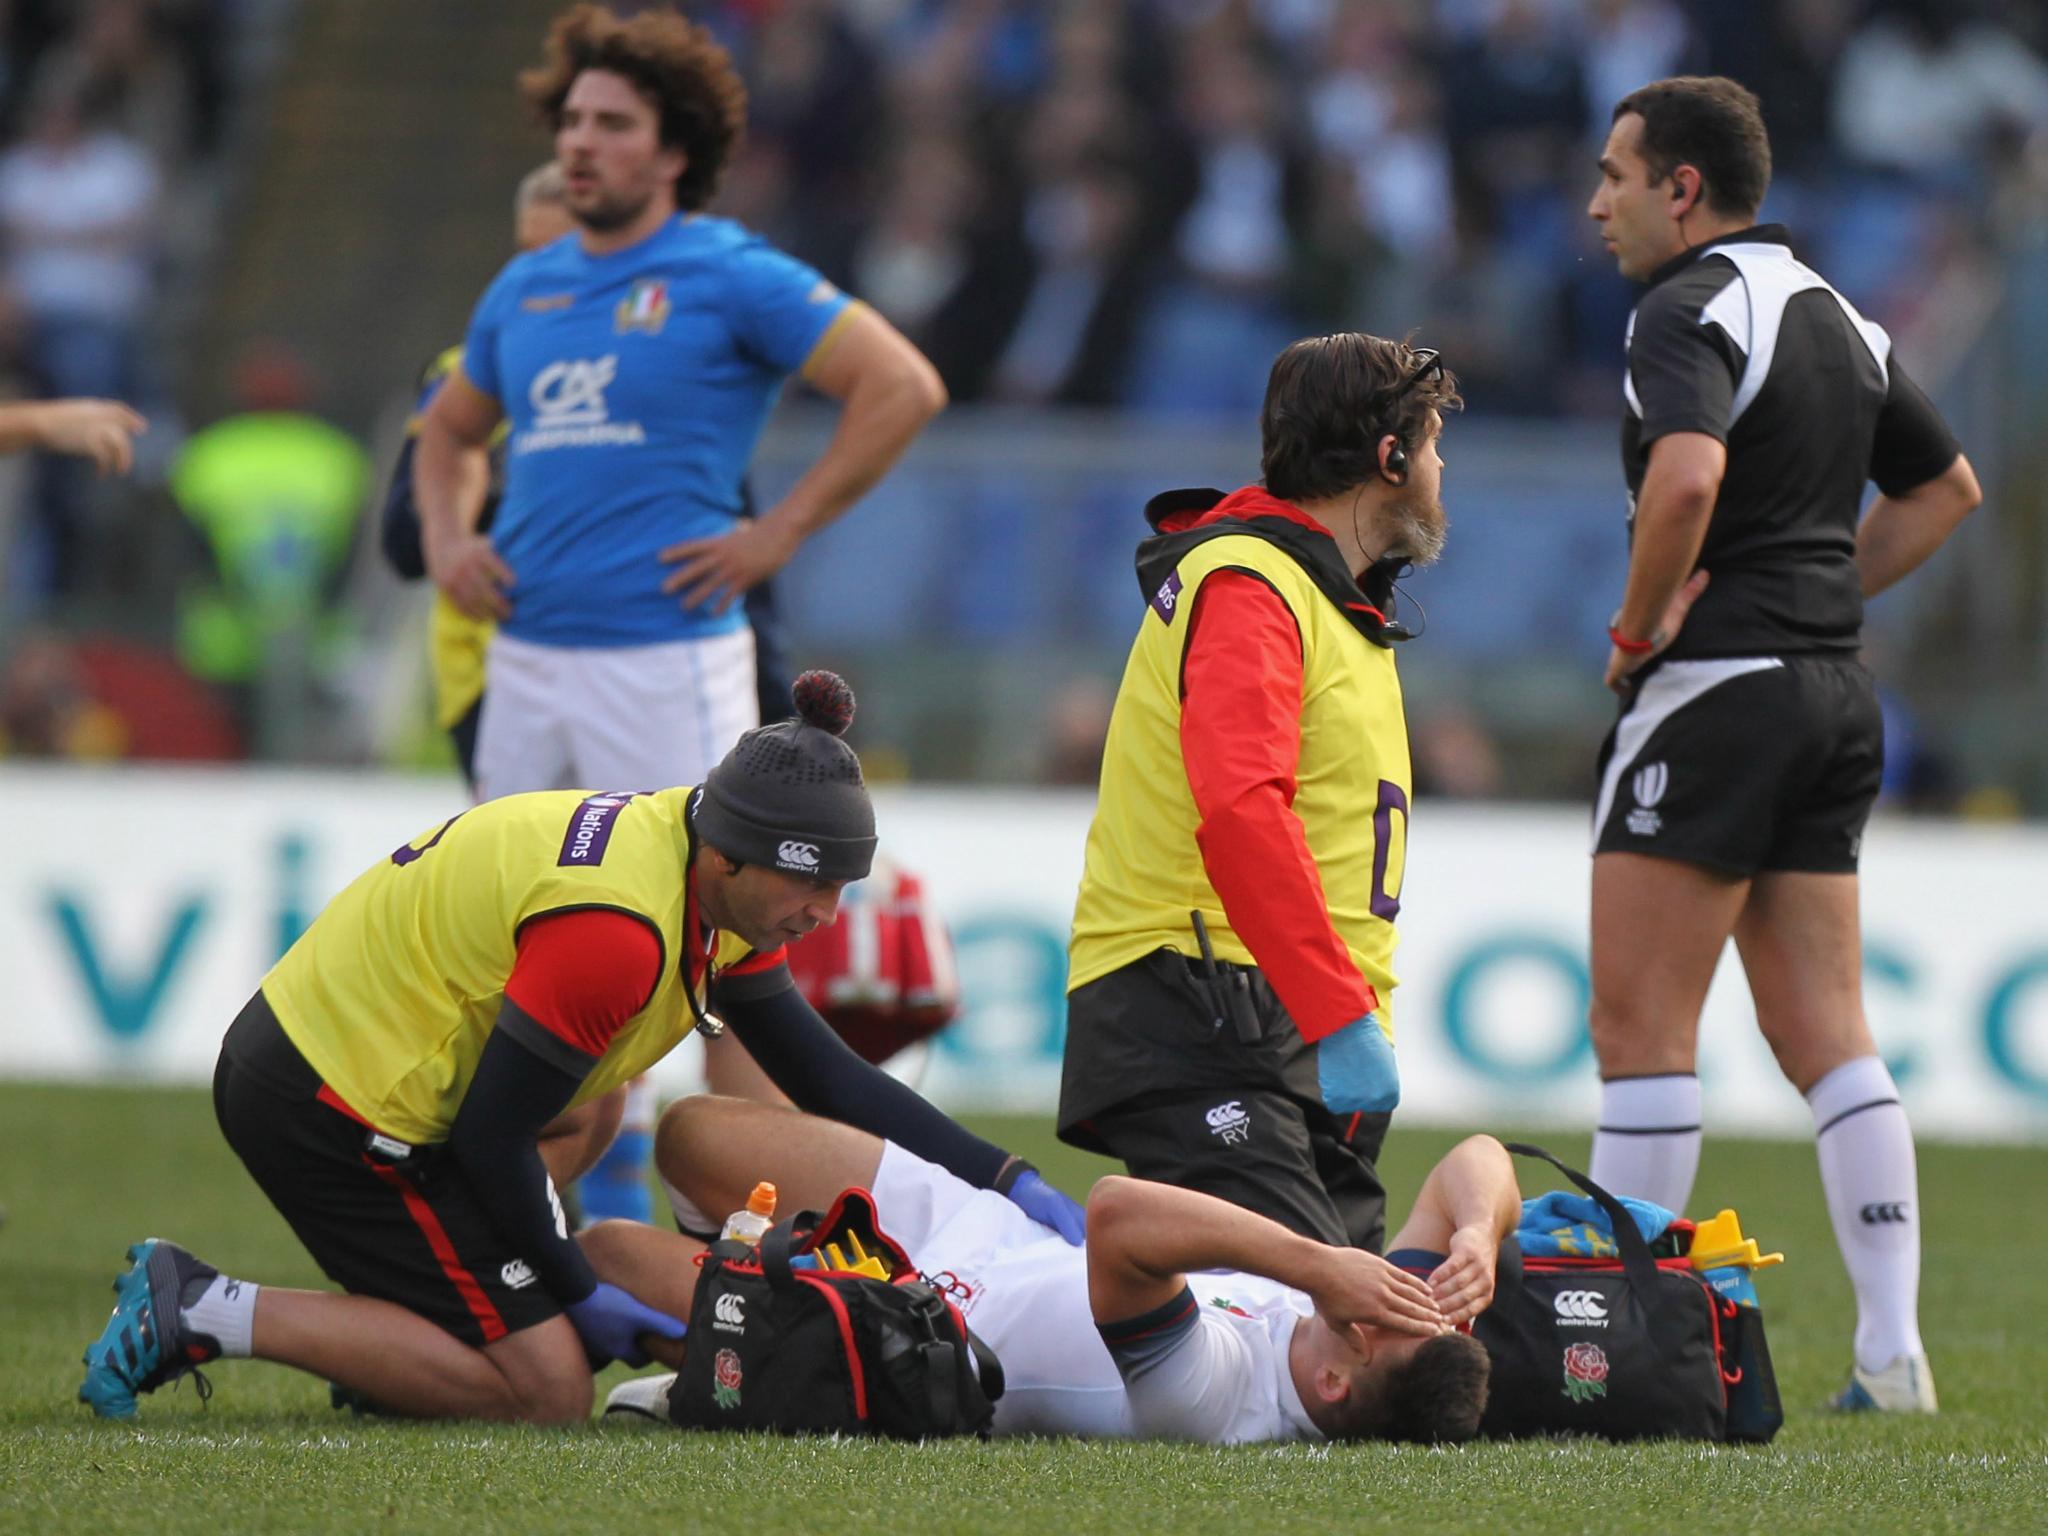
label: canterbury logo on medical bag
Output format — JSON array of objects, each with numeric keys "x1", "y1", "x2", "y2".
[
  {"x1": 1553, "y1": 1289, "x2": 1609, "y2": 1326},
  {"x1": 713, "y1": 1292, "x2": 746, "y2": 1332}
]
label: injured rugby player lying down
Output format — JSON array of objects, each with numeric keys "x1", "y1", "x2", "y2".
[{"x1": 583, "y1": 1097, "x2": 1513, "y2": 1443}]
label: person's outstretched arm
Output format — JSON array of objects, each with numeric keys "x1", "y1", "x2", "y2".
[
  {"x1": 720, "y1": 979, "x2": 1085, "y2": 1240},
  {"x1": 0, "y1": 398, "x2": 146, "y2": 474}
]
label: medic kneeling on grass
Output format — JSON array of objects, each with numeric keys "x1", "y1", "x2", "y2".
[{"x1": 78, "y1": 672, "x2": 1082, "y2": 1423}]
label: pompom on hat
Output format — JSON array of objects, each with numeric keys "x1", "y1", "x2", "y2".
[{"x1": 694, "y1": 670, "x2": 877, "y2": 882}]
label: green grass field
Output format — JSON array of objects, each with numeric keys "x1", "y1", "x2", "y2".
[{"x1": 3, "y1": 1082, "x2": 2042, "y2": 1534}]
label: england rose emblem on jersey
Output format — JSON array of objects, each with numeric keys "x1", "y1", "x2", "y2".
[
  {"x1": 1562, "y1": 1341, "x2": 1610, "y2": 1403},
  {"x1": 713, "y1": 1347, "x2": 744, "y2": 1410}
]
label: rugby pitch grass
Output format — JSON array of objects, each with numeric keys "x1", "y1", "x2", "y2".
[{"x1": 2, "y1": 1082, "x2": 2041, "y2": 1534}]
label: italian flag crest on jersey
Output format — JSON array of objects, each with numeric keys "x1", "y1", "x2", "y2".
[{"x1": 616, "y1": 278, "x2": 671, "y2": 335}]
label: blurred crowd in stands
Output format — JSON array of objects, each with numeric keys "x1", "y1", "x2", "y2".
[
  {"x1": 0, "y1": 0, "x2": 230, "y2": 600},
  {"x1": 689, "y1": 0, "x2": 2048, "y2": 415},
  {"x1": 0, "y1": 0, "x2": 2043, "y2": 807}
]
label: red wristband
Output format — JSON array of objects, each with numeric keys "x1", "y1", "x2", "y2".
[{"x1": 1607, "y1": 625, "x2": 1657, "y2": 656}]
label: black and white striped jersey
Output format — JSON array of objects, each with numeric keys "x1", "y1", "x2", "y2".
[{"x1": 1620, "y1": 223, "x2": 1960, "y2": 660}]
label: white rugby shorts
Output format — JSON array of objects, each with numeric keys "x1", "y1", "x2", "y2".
[{"x1": 473, "y1": 627, "x2": 758, "y2": 800}]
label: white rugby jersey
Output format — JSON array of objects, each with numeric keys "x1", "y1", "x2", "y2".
[{"x1": 874, "y1": 1143, "x2": 1320, "y2": 1443}]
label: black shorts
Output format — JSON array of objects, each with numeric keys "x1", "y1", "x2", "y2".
[
  {"x1": 1592, "y1": 654, "x2": 1882, "y2": 876},
  {"x1": 213, "y1": 993, "x2": 561, "y2": 1348},
  {"x1": 1058, "y1": 948, "x2": 1391, "y2": 1252}
]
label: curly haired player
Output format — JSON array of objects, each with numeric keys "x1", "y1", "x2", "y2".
[
  {"x1": 77, "y1": 674, "x2": 1081, "y2": 1424},
  {"x1": 414, "y1": 4, "x2": 944, "y2": 803}
]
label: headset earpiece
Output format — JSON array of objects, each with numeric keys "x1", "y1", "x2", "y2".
[{"x1": 1382, "y1": 440, "x2": 1409, "y2": 485}]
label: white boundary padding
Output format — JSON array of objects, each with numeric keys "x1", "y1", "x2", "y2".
[{"x1": 0, "y1": 767, "x2": 2042, "y2": 1141}]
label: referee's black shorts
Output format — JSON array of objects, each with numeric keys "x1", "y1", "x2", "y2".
[
  {"x1": 213, "y1": 992, "x2": 562, "y2": 1348},
  {"x1": 1058, "y1": 949, "x2": 1391, "y2": 1253},
  {"x1": 1592, "y1": 653, "x2": 1882, "y2": 875}
]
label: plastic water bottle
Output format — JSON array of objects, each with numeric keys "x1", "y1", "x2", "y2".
[
  {"x1": 1688, "y1": 1208, "x2": 1782, "y2": 1307},
  {"x1": 719, "y1": 1181, "x2": 777, "y2": 1245}
]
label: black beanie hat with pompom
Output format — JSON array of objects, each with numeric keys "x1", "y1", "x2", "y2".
[{"x1": 694, "y1": 670, "x2": 876, "y2": 881}]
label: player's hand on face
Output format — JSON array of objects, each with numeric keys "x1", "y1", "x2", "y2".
[
  {"x1": 659, "y1": 516, "x2": 800, "y2": 616},
  {"x1": 1604, "y1": 569, "x2": 1710, "y2": 694},
  {"x1": 1311, "y1": 1248, "x2": 1448, "y2": 1344},
  {"x1": 427, "y1": 531, "x2": 514, "y2": 621},
  {"x1": 1428, "y1": 1224, "x2": 1498, "y2": 1326},
  {"x1": 34, "y1": 399, "x2": 147, "y2": 475}
]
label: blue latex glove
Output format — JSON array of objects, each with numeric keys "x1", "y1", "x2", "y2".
[
  {"x1": 1005, "y1": 1167, "x2": 1087, "y2": 1245},
  {"x1": 565, "y1": 1282, "x2": 687, "y2": 1369},
  {"x1": 1317, "y1": 1013, "x2": 1400, "y2": 1115}
]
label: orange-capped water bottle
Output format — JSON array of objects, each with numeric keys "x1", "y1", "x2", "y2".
[{"x1": 720, "y1": 1181, "x2": 777, "y2": 1245}]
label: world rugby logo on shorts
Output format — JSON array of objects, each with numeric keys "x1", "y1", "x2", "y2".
[
  {"x1": 1626, "y1": 761, "x2": 1667, "y2": 837},
  {"x1": 1552, "y1": 1289, "x2": 1608, "y2": 1328},
  {"x1": 776, "y1": 840, "x2": 821, "y2": 872},
  {"x1": 1205, "y1": 1100, "x2": 1251, "y2": 1145}
]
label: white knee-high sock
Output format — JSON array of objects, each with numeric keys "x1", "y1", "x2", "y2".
[
  {"x1": 1589, "y1": 1074, "x2": 1702, "y2": 1212},
  {"x1": 1808, "y1": 1055, "x2": 1924, "y2": 1371}
]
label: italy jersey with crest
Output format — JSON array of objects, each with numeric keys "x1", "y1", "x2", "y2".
[
  {"x1": 262, "y1": 786, "x2": 783, "y2": 1144},
  {"x1": 460, "y1": 214, "x2": 854, "y2": 648}
]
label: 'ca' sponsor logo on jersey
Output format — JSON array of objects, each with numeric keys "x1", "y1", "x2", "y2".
[
  {"x1": 712, "y1": 1291, "x2": 747, "y2": 1334},
  {"x1": 501, "y1": 1259, "x2": 537, "y2": 1291},
  {"x1": 531, "y1": 355, "x2": 616, "y2": 425},
  {"x1": 518, "y1": 354, "x2": 646, "y2": 451},
  {"x1": 776, "y1": 840, "x2": 821, "y2": 872},
  {"x1": 1626, "y1": 760, "x2": 1667, "y2": 837},
  {"x1": 1205, "y1": 1100, "x2": 1251, "y2": 1145},
  {"x1": 1553, "y1": 1289, "x2": 1608, "y2": 1328},
  {"x1": 615, "y1": 278, "x2": 671, "y2": 335}
]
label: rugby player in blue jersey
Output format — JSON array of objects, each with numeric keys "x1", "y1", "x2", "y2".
[
  {"x1": 413, "y1": 4, "x2": 945, "y2": 806},
  {"x1": 414, "y1": 7, "x2": 945, "y2": 1178}
]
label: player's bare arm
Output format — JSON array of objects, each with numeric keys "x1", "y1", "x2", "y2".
[
  {"x1": 1085, "y1": 1175, "x2": 1446, "y2": 1345},
  {"x1": 1855, "y1": 452, "x2": 1982, "y2": 599},
  {"x1": 1382, "y1": 1135, "x2": 1521, "y2": 1325},
  {"x1": 416, "y1": 366, "x2": 514, "y2": 621},
  {"x1": 1604, "y1": 430, "x2": 1724, "y2": 692},
  {"x1": 655, "y1": 1094, "x2": 888, "y2": 1224},
  {"x1": 659, "y1": 303, "x2": 947, "y2": 613},
  {"x1": 0, "y1": 398, "x2": 147, "y2": 475}
]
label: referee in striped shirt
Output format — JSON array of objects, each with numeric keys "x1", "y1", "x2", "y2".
[{"x1": 1581, "y1": 75, "x2": 1981, "y2": 1415}]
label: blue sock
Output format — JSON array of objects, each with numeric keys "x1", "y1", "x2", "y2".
[{"x1": 579, "y1": 1128, "x2": 654, "y2": 1224}]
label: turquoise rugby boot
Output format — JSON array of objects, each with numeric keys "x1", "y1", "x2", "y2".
[{"x1": 78, "y1": 1239, "x2": 221, "y2": 1418}]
